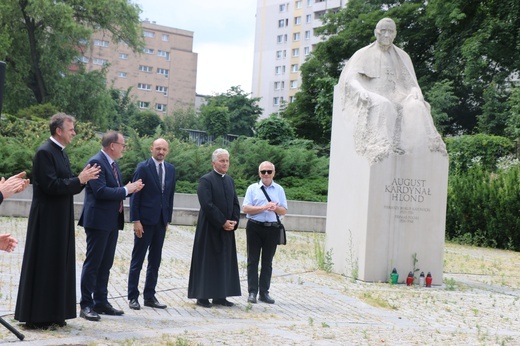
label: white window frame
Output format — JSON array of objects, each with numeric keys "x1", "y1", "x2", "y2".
[
  {"x1": 273, "y1": 97, "x2": 280, "y2": 106},
  {"x1": 143, "y1": 48, "x2": 154, "y2": 54},
  {"x1": 155, "y1": 103, "x2": 167, "y2": 112},
  {"x1": 138, "y1": 101, "x2": 150, "y2": 109},
  {"x1": 157, "y1": 68, "x2": 169, "y2": 78},
  {"x1": 144, "y1": 31, "x2": 155, "y2": 38},
  {"x1": 93, "y1": 39, "x2": 109, "y2": 47},
  {"x1": 162, "y1": 34, "x2": 169, "y2": 41},
  {"x1": 292, "y1": 48, "x2": 299, "y2": 57},
  {"x1": 118, "y1": 72, "x2": 127, "y2": 78},
  {"x1": 293, "y1": 32, "x2": 300, "y2": 42},
  {"x1": 295, "y1": 16, "x2": 301, "y2": 25},
  {"x1": 119, "y1": 53, "x2": 128, "y2": 59},
  {"x1": 156, "y1": 85, "x2": 169, "y2": 96},
  {"x1": 306, "y1": 14, "x2": 312, "y2": 23},
  {"x1": 304, "y1": 46, "x2": 310, "y2": 56},
  {"x1": 291, "y1": 64, "x2": 299, "y2": 72},
  {"x1": 296, "y1": 1, "x2": 302, "y2": 9},
  {"x1": 138, "y1": 83, "x2": 152, "y2": 91},
  {"x1": 290, "y1": 80, "x2": 298, "y2": 89},
  {"x1": 139, "y1": 65, "x2": 153, "y2": 73},
  {"x1": 93, "y1": 58, "x2": 107, "y2": 65}
]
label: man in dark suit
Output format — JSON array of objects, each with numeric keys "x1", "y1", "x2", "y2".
[
  {"x1": 188, "y1": 148, "x2": 241, "y2": 308},
  {"x1": 78, "y1": 131, "x2": 144, "y2": 322},
  {"x1": 128, "y1": 138, "x2": 176, "y2": 310},
  {"x1": 15, "y1": 113, "x2": 100, "y2": 329}
]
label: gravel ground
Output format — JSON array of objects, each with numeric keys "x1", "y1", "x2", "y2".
[{"x1": 0, "y1": 217, "x2": 519, "y2": 345}]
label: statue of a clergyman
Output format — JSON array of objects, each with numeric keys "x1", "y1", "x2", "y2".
[{"x1": 339, "y1": 17, "x2": 445, "y2": 162}]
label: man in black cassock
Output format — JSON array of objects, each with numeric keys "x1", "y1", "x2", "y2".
[
  {"x1": 15, "y1": 113, "x2": 100, "y2": 329},
  {"x1": 188, "y1": 148, "x2": 241, "y2": 308}
]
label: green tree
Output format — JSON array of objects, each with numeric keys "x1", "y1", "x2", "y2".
[
  {"x1": 129, "y1": 110, "x2": 163, "y2": 137},
  {"x1": 255, "y1": 114, "x2": 295, "y2": 145},
  {"x1": 200, "y1": 103, "x2": 230, "y2": 138},
  {"x1": 425, "y1": 79, "x2": 458, "y2": 136},
  {"x1": 162, "y1": 107, "x2": 200, "y2": 140},
  {"x1": 0, "y1": 0, "x2": 143, "y2": 114},
  {"x1": 205, "y1": 86, "x2": 262, "y2": 136},
  {"x1": 108, "y1": 87, "x2": 139, "y2": 131}
]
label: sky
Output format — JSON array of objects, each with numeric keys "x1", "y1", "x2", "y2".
[{"x1": 133, "y1": 0, "x2": 257, "y2": 96}]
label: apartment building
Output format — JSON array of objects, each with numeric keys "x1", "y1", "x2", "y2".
[
  {"x1": 81, "y1": 21, "x2": 198, "y2": 117},
  {"x1": 252, "y1": 0, "x2": 346, "y2": 119}
]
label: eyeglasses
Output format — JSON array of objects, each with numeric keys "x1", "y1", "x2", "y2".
[
  {"x1": 114, "y1": 142, "x2": 127, "y2": 148},
  {"x1": 260, "y1": 170, "x2": 273, "y2": 175}
]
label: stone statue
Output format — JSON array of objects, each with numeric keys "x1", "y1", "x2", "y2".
[{"x1": 338, "y1": 18, "x2": 446, "y2": 163}]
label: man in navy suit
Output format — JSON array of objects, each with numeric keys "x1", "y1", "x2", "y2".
[
  {"x1": 78, "y1": 131, "x2": 144, "y2": 322},
  {"x1": 127, "y1": 138, "x2": 176, "y2": 310}
]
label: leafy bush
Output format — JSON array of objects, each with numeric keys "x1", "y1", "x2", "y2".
[{"x1": 445, "y1": 134, "x2": 515, "y2": 174}]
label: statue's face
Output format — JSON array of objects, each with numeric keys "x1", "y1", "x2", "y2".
[{"x1": 375, "y1": 21, "x2": 396, "y2": 48}]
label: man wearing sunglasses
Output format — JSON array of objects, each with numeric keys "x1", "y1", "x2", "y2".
[{"x1": 242, "y1": 161, "x2": 287, "y2": 304}]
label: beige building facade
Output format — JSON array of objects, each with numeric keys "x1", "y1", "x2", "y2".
[
  {"x1": 252, "y1": 0, "x2": 346, "y2": 119},
  {"x1": 82, "y1": 21, "x2": 198, "y2": 117}
]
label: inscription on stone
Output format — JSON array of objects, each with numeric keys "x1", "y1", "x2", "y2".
[{"x1": 384, "y1": 178, "x2": 432, "y2": 224}]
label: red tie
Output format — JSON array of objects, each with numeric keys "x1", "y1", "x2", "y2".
[{"x1": 112, "y1": 162, "x2": 123, "y2": 213}]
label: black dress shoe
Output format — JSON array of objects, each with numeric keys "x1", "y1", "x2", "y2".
[
  {"x1": 144, "y1": 297, "x2": 167, "y2": 309},
  {"x1": 80, "y1": 306, "x2": 101, "y2": 321},
  {"x1": 212, "y1": 298, "x2": 234, "y2": 307},
  {"x1": 93, "y1": 303, "x2": 124, "y2": 316},
  {"x1": 247, "y1": 293, "x2": 257, "y2": 304},
  {"x1": 129, "y1": 298, "x2": 141, "y2": 310},
  {"x1": 259, "y1": 293, "x2": 275, "y2": 304},
  {"x1": 196, "y1": 299, "x2": 212, "y2": 308}
]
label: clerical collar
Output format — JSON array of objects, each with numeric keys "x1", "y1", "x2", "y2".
[
  {"x1": 50, "y1": 136, "x2": 65, "y2": 151},
  {"x1": 213, "y1": 169, "x2": 226, "y2": 178}
]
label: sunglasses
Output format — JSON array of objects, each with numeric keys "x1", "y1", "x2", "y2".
[{"x1": 260, "y1": 170, "x2": 273, "y2": 175}]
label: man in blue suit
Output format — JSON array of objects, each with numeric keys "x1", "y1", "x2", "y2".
[
  {"x1": 127, "y1": 138, "x2": 176, "y2": 310},
  {"x1": 78, "y1": 131, "x2": 144, "y2": 322}
]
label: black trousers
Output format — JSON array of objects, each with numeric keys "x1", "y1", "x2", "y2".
[{"x1": 246, "y1": 220, "x2": 278, "y2": 295}]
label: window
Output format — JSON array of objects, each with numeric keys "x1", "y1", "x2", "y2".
[
  {"x1": 305, "y1": 30, "x2": 311, "y2": 40},
  {"x1": 138, "y1": 101, "x2": 150, "y2": 109},
  {"x1": 162, "y1": 34, "x2": 169, "y2": 41},
  {"x1": 155, "y1": 103, "x2": 167, "y2": 112},
  {"x1": 278, "y1": 19, "x2": 285, "y2": 28},
  {"x1": 290, "y1": 80, "x2": 298, "y2": 89},
  {"x1": 139, "y1": 65, "x2": 153, "y2": 72},
  {"x1": 274, "y1": 81, "x2": 281, "y2": 90},
  {"x1": 118, "y1": 72, "x2": 127, "y2": 78},
  {"x1": 290, "y1": 96, "x2": 296, "y2": 103},
  {"x1": 143, "y1": 48, "x2": 154, "y2": 54},
  {"x1": 275, "y1": 66, "x2": 282, "y2": 75},
  {"x1": 93, "y1": 39, "x2": 109, "y2": 47},
  {"x1": 79, "y1": 56, "x2": 89, "y2": 63},
  {"x1": 79, "y1": 38, "x2": 88, "y2": 45},
  {"x1": 93, "y1": 58, "x2": 107, "y2": 65},
  {"x1": 291, "y1": 64, "x2": 299, "y2": 72},
  {"x1": 277, "y1": 35, "x2": 283, "y2": 44},
  {"x1": 157, "y1": 68, "x2": 169, "y2": 78},
  {"x1": 307, "y1": 0, "x2": 313, "y2": 6},
  {"x1": 158, "y1": 50, "x2": 170, "y2": 60},
  {"x1": 294, "y1": 16, "x2": 301, "y2": 25},
  {"x1": 306, "y1": 14, "x2": 312, "y2": 23},
  {"x1": 293, "y1": 32, "x2": 300, "y2": 41},
  {"x1": 138, "y1": 83, "x2": 152, "y2": 91},
  {"x1": 304, "y1": 46, "x2": 310, "y2": 56},
  {"x1": 296, "y1": 1, "x2": 302, "y2": 9},
  {"x1": 279, "y1": 4, "x2": 286, "y2": 11},
  {"x1": 156, "y1": 85, "x2": 168, "y2": 95},
  {"x1": 143, "y1": 31, "x2": 154, "y2": 38},
  {"x1": 119, "y1": 53, "x2": 128, "y2": 59},
  {"x1": 292, "y1": 48, "x2": 299, "y2": 57},
  {"x1": 276, "y1": 50, "x2": 283, "y2": 59},
  {"x1": 273, "y1": 97, "x2": 280, "y2": 106}
]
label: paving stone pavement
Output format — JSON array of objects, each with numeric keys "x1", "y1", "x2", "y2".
[{"x1": 0, "y1": 217, "x2": 519, "y2": 345}]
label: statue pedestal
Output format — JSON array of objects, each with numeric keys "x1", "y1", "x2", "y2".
[{"x1": 325, "y1": 85, "x2": 449, "y2": 285}]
